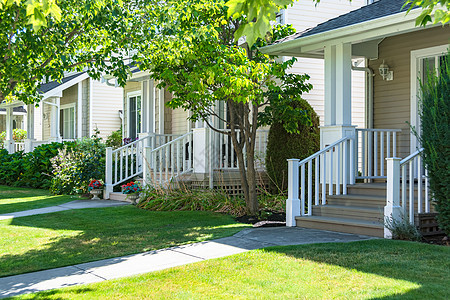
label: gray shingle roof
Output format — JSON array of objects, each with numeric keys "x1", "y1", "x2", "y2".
[
  {"x1": 273, "y1": 0, "x2": 415, "y2": 45},
  {"x1": 0, "y1": 107, "x2": 27, "y2": 113},
  {"x1": 39, "y1": 72, "x2": 85, "y2": 94}
]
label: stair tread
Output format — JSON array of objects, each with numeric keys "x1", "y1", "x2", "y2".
[
  {"x1": 313, "y1": 204, "x2": 383, "y2": 212},
  {"x1": 296, "y1": 215, "x2": 383, "y2": 228},
  {"x1": 327, "y1": 194, "x2": 385, "y2": 200},
  {"x1": 349, "y1": 183, "x2": 387, "y2": 189}
]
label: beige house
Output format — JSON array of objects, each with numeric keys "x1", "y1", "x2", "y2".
[
  {"x1": 262, "y1": 0, "x2": 449, "y2": 237},
  {"x1": 0, "y1": 72, "x2": 123, "y2": 153}
]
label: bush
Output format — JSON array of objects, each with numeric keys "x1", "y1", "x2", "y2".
[
  {"x1": 265, "y1": 99, "x2": 320, "y2": 192},
  {"x1": 0, "y1": 129, "x2": 27, "y2": 147},
  {"x1": 50, "y1": 138, "x2": 106, "y2": 195},
  {"x1": 384, "y1": 215, "x2": 422, "y2": 242},
  {"x1": 105, "y1": 128, "x2": 123, "y2": 148},
  {"x1": 417, "y1": 53, "x2": 450, "y2": 236}
]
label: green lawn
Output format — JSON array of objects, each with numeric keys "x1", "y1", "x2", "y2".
[
  {"x1": 14, "y1": 240, "x2": 450, "y2": 300},
  {"x1": 0, "y1": 206, "x2": 250, "y2": 277},
  {"x1": 0, "y1": 186, "x2": 82, "y2": 214}
]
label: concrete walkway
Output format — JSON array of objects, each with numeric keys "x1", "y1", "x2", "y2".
[
  {"x1": 0, "y1": 200, "x2": 129, "y2": 220},
  {"x1": 0, "y1": 227, "x2": 375, "y2": 298}
]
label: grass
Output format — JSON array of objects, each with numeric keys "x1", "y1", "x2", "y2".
[
  {"x1": 0, "y1": 206, "x2": 250, "y2": 277},
  {"x1": 14, "y1": 240, "x2": 450, "y2": 300},
  {"x1": 0, "y1": 185, "x2": 82, "y2": 214}
]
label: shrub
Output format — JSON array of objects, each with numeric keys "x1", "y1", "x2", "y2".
[
  {"x1": 50, "y1": 138, "x2": 106, "y2": 195},
  {"x1": 106, "y1": 128, "x2": 123, "y2": 148},
  {"x1": 417, "y1": 53, "x2": 450, "y2": 236},
  {"x1": 265, "y1": 99, "x2": 320, "y2": 192},
  {"x1": 0, "y1": 129, "x2": 27, "y2": 147},
  {"x1": 384, "y1": 215, "x2": 422, "y2": 242}
]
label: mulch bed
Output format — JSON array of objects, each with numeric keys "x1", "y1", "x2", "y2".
[
  {"x1": 422, "y1": 235, "x2": 449, "y2": 246},
  {"x1": 236, "y1": 210, "x2": 286, "y2": 227}
]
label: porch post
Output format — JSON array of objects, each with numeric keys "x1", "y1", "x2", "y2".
[
  {"x1": 77, "y1": 82, "x2": 83, "y2": 139},
  {"x1": 49, "y1": 97, "x2": 61, "y2": 142},
  {"x1": 324, "y1": 45, "x2": 336, "y2": 126},
  {"x1": 385, "y1": 157, "x2": 402, "y2": 239},
  {"x1": 335, "y1": 43, "x2": 352, "y2": 126},
  {"x1": 286, "y1": 159, "x2": 300, "y2": 227},
  {"x1": 158, "y1": 87, "x2": 164, "y2": 134},
  {"x1": 141, "y1": 80, "x2": 148, "y2": 133},
  {"x1": 24, "y1": 104, "x2": 36, "y2": 153},
  {"x1": 192, "y1": 127, "x2": 209, "y2": 176},
  {"x1": 4, "y1": 107, "x2": 14, "y2": 153}
]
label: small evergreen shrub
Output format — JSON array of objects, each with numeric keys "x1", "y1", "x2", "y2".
[
  {"x1": 106, "y1": 128, "x2": 123, "y2": 148},
  {"x1": 418, "y1": 53, "x2": 450, "y2": 236},
  {"x1": 265, "y1": 99, "x2": 320, "y2": 192}
]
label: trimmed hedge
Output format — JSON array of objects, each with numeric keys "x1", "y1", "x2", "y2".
[{"x1": 265, "y1": 99, "x2": 320, "y2": 192}]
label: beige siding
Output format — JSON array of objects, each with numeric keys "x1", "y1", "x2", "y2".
[
  {"x1": 369, "y1": 26, "x2": 450, "y2": 159},
  {"x1": 0, "y1": 115, "x2": 24, "y2": 132},
  {"x1": 91, "y1": 80, "x2": 124, "y2": 139},
  {"x1": 82, "y1": 79, "x2": 90, "y2": 137},
  {"x1": 34, "y1": 104, "x2": 43, "y2": 141},
  {"x1": 42, "y1": 103, "x2": 51, "y2": 140},
  {"x1": 285, "y1": 0, "x2": 366, "y2": 128},
  {"x1": 123, "y1": 81, "x2": 141, "y2": 138},
  {"x1": 163, "y1": 89, "x2": 173, "y2": 134},
  {"x1": 171, "y1": 107, "x2": 189, "y2": 135}
]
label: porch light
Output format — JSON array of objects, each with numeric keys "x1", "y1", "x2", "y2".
[{"x1": 379, "y1": 60, "x2": 393, "y2": 81}]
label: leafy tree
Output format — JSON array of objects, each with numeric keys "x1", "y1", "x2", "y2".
[
  {"x1": 404, "y1": 0, "x2": 450, "y2": 26},
  {"x1": 0, "y1": 0, "x2": 137, "y2": 104},
  {"x1": 136, "y1": 0, "x2": 312, "y2": 215}
]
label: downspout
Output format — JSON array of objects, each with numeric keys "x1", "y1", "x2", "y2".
[{"x1": 352, "y1": 63, "x2": 374, "y2": 129}]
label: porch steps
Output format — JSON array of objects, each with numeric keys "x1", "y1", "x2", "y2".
[{"x1": 108, "y1": 192, "x2": 133, "y2": 203}]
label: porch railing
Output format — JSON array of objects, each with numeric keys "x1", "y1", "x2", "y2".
[
  {"x1": 14, "y1": 142, "x2": 25, "y2": 152},
  {"x1": 104, "y1": 133, "x2": 180, "y2": 198},
  {"x1": 211, "y1": 129, "x2": 269, "y2": 171},
  {"x1": 145, "y1": 132, "x2": 194, "y2": 186},
  {"x1": 355, "y1": 129, "x2": 401, "y2": 179},
  {"x1": 286, "y1": 136, "x2": 354, "y2": 226}
]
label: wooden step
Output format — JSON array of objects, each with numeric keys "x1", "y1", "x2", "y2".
[
  {"x1": 347, "y1": 183, "x2": 387, "y2": 197},
  {"x1": 312, "y1": 205, "x2": 383, "y2": 222},
  {"x1": 326, "y1": 194, "x2": 386, "y2": 208},
  {"x1": 109, "y1": 192, "x2": 133, "y2": 203},
  {"x1": 296, "y1": 216, "x2": 384, "y2": 237}
]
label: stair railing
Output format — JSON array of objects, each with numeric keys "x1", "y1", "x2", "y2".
[
  {"x1": 146, "y1": 131, "x2": 194, "y2": 186},
  {"x1": 287, "y1": 136, "x2": 355, "y2": 226},
  {"x1": 385, "y1": 148, "x2": 430, "y2": 232}
]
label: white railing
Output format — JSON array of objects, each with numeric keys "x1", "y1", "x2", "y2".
[
  {"x1": 14, "y1": 142, "x2": 25, "y2": 152},
  {"x1": 286, "y1": 136, "x2": 354, "y2": 226},
  {"x1": 355, "y1": 129, "x2": 401, "y2": 179},
  {"x1": 147, "y1": 132, "x2": 193, "y2": 186},
  {"x1": 211, "y1": 129, "x2": 269, "y2": 170},
  {"x1": 105, "y1": 133, "x2": 180, "y2": 197}
]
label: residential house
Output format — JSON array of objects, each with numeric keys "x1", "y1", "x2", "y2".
[
  {"x1": 0, "y1": 72, "x2": 123, "y2": 153},
  {"x1": 262, "y1": 0, "x2": 449, "y2": 237}
]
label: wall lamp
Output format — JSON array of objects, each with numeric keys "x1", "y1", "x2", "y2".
[{"x1": 379, "y1": 60, "x2": 393, "y2": 81}]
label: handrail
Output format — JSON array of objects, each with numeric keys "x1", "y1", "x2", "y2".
[
  {"x1": 356, "y1": 128, "x2": 401, "y2": 132},
  {"x1": 113, "y1": 135, "x2": 150, "y2": 153},
  {"x1": 298, "y1": 136, "x2": 351, "y2": 166},
  {"x1": 400, "y1": 148, "x2": 424, "y2": 165},
  {"x1": 151, "y1": 132, "x2": 192, "y2": 153}
]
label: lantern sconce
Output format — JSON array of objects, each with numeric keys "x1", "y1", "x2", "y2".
[{"x1": 379, "y1": 60, "x2": 393, "y2": 81}]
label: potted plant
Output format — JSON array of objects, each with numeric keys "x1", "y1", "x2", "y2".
[
  {"x1": 122, "y1": 181, "x2": 142, "y2": 205},
  {"x1": 88, "y1": 179, "x2": 104, "y2": 200}
]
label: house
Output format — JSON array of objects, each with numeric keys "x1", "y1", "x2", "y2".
[
  {"x1": 0, "y1": 72, "x2": 123, "y2": 153},
  {"x1": 261, "y1": 0, "x2": 449, "y2": 237},
  {"x1": 103, "y1": 0, "x2": 369, "y2": 200}
]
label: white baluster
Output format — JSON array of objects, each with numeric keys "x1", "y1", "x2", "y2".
[
  {"x1": 329, "y1": 149, "x2": 333, "y2": 195},
  {"x1": 374, "y1": 132, "x2": 378, "y2": 177},
  {"x1": 315, "y1": 157, "x2": 319, "y2": 205},
  {"x1": 322, "y1": 153, "x2": 326, "y2": 205},
  {"x1": 307, "y1": 161, "x2": 312, "y2": 216},
  {"x1": 343, "y1": 140, "x2": 348, "y2": 195},
  {"x1": 336, "y1": 144, "x2": 341, "y2": 195},
  {"x1": 301, "y1": 163, "x2": 305, "y2": 216},
  {"x1": 417, "y1": 156, "x2": 422, "y2": 213},
  {"x1": 409, "y1": 161, "x2": 414, "y2": 224},
  {"x1": 380, "y1": 131, "x2": 384, "y2": 177}
]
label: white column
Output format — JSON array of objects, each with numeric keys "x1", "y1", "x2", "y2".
[
  {"x1": 25, "y1": 104, "x2": 35, "y2": 153},
  {"x1": 192, "y1": 127, "x2": 209, "y2": 174},
  {"x1": 324, "y1": 45, "x2": 336, "y2": 126},
  {"x1": 286, "y1": 159, "x2": 301, "y2": 227},
  {"x1": 77, "y1": 82, "x2": 83, "y2": 138},
  {"x1": 150, "y1": 81, "x2": 156, "y2": 133},
  {"x1": 385, "y1": 157, "x2": 402, "y2": 239},
  {"x1": 335, "y1": 43, "x2": 352, "y2": 126},
  {"x1": 4, "y1": 107, "x2": 14, "y2": 153},
  {"x1": 49, "y1": 97, "x2": 61, "y2": 142},
  {"x1": 158, "y1": 87, "x2": 164, "y2": 134},
  {"x1": 141, "y1": 80, "x2": 148, "y2": 133},
  {"x1": 104, "y1": 147, "x2": 113, "y2": 199}
]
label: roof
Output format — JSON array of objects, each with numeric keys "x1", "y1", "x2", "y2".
[
  {"x1": 39, "y1": 72, "x2": 86, "y2": 94},
  {"x1": 272, "y1": 0, "x2": 415, "y2": 45},
  {"x1": 0, "y1": 106, "x2": 27, "y2": 113}
]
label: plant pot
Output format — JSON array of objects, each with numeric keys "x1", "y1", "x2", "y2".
[
  {"x1": 90, "y1": 189, "x2": 103, "y2": 200},
  {"x1": 126, "y1": 193, "x2": 140, "y2": 205}
]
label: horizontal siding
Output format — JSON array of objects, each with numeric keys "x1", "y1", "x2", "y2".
[{"x1": 370, "y1": 26, "x2": 450, "y2": 159}]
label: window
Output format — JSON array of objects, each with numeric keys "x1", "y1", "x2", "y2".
[
  {"x1": 275, "y1": 10, "x2": 285, "y2": 24},
  {"x1": 60, "y1": 105, "x2": 75, "y2": 139},
  {"x1": 128, "y1": 93, "x2": 142, "y2": 139},
  {"x1": 421, "y1": 54, "x2": 447, "y2": 85}
]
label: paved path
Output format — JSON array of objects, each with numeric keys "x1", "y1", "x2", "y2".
[
  {"x1": 0, "y1": 200, "x2": 129, "y2": 220},
  {"x1": 0, "y1": 227, "x2": 375, "y2": 298}
]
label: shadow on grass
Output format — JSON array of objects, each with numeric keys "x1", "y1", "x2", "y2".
[
  {"x1": 0, "y1": 207, "x2": 248, "y2": 279},
  {"x1": 0, "y1": 186, "x2": 50, "y2": 200},
  {"x1": 263, "y1": 239, "x2": 450, "y2": 299},
  {"x1": 0, "y1": 195, "x2": 78, "y2": 215}
]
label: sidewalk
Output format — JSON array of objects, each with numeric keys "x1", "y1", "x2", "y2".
[
  {"x1": 0, "y1": 227, "x2": 375, "y2": 298},
  {"x1": 0, "y1": 200, "x2": 129, "y2": 220}
]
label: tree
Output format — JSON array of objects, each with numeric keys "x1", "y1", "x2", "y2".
[
  {"x1": 0, "y1": 0, "x2": 138, "y2": 104},
  {"x1": 136, "y1": 0, "x2": 312, "y2": 215},
  {"x1": 227, "y1": 0, "x2": 449, "y2": 47}
]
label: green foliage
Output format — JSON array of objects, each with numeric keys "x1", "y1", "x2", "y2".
[
  {"x1": 417, "y1": 52, "x2": 450, "y2": 236},
  {"x1": 50, "y1": 138, "x2": 106, "y2": 195},
  {"x1": 0, "y1": 0, "x2": 137, "y2": 103},
  {"x1": 0, "y1": 129, "x2": 27, "y2": 147},
  {"x1": 384, "y1": 215, "x2": 422, "y2": 242},
  {"x1": 105, "y1": 128, "x2": 123, "y2": 148},
  {"x1": 0, "y1": 142, "x2": 72, "y2": 189},
  {"x1": 265, "y1": 99, "x2": 320, "y2": 192},
  {"x1": 404, "y1": 0, "x2": 449, "y2": 26}
]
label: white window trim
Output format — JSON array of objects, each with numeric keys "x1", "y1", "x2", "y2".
[
  {"x1": 127, "y1": 91, "x2": 142, "y2": 138},
  {"x1": 60, "y1": 103, "x2": 76, "y2": 139},
  {"x1": 410, "y1": 44, "x2": 448, "y2": 152}
]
